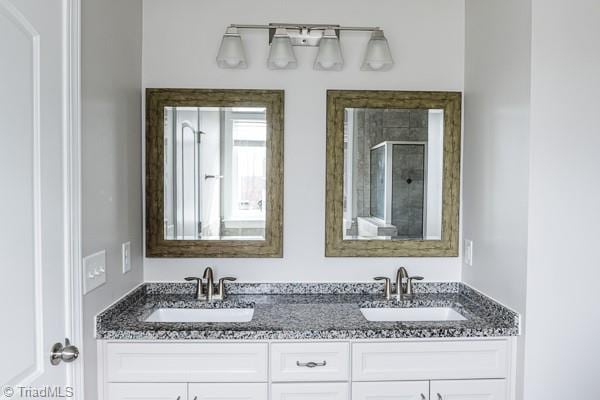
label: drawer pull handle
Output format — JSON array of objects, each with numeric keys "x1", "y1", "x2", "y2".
[
  {"x1": 437, "y1": 394, "x2": 443, "y2": 400},
  {"x1": 421, "y1": 395, "x2": 426, "y2": 400},
  {"x1": 296, "y1": 360, "x2": 327, "y2": 368}
]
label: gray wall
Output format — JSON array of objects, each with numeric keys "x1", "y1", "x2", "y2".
[
  {"x1": 463, "y1": 0, "x2": 532, "y2": 398},
  {"x1": 524, "y1": 0, "x2": 600, "y2": 398},
  {"x1": 81, "y1": 0, "x2": 143, "y2": 397}
]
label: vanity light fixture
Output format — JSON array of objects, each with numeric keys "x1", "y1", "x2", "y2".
[
  {"x1": 216, "y1": 23, "x2": 393, "y2": 71},
  {"x1": 361, "y1": 30, "x2": 394, "y2": 71},
  {"x1": 216, "y1": 26, "x2": 247, "y2": 69},
  {"x1": 267, "y1": 28, "x2": 298, "y2": 70},
  {"x1": 314, "y1": 28, "x2": 344, "y2": 71}
]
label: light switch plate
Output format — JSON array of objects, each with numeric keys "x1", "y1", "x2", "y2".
[
  {"x1": 122, "y1": 241, "x2": 131, "y2": 274},
  {"x1": 464, "y1": 239, "x2": 473, "y2": 266},
  {"x1": 83, "y1": 250, "x2": 106, "y2": 294}
]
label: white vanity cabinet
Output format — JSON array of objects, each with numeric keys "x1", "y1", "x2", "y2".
[{"x1": 98, "y1": 338, "x2": 516, "y2": 400}]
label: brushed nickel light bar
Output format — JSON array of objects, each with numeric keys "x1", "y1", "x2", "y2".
[{"x1": 216, "y1": 23, "x2": 394, "y2": 71}]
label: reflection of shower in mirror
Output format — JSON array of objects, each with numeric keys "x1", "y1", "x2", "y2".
[
  {"x1": 163, "y1": 106, "x2": 267, "y2": 241},
  {"x1": 343, "y1": 108, "x2": 444, "y2": 241}
]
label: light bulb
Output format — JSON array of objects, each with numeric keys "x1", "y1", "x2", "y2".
[
  {"x1": 314, "y1": 28, "x2": 343, "y2": 71},
  {"x1": 216, "y1": 27, "x2": 247, "y2": 69},
  {"x1": 361, "y1": 30, "x2": 393, "y2": 71},
  {"x1": 368, "y1": 62, "x2": 384, "y2": 70},
  {"x1": 267, "y1": 28, "x2": 297, "y2": 70}
]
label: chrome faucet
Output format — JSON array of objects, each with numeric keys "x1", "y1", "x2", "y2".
[
  {"x1": 186, "y1": 267, "x2": 236, "y2": 301},
  {"x1": 395, "y1": 266, "x2": 424, "y2": 299},
  {"x1": 373, "y1": 267, "x2": 424, "y2": 300}
]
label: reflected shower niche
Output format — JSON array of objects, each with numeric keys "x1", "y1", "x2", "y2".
[
  {"x1": 344, "y1": 108, "x2": 444, "y2": 241},
  {"x1": 163, "y1": 106, "x2": 267, "y2": 241}
]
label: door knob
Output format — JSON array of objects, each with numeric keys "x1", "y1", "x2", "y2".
[{"x1": 50, "y1": 338, "x2": 79, "y2": 366}]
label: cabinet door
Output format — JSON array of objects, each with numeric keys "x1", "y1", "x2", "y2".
[
  {"x1": 271, "y1": 383, "x2": 349, "y2": 400},
  {"x1": 188, "y1": 383, "x2": 267, "y2": 400},
  {"x1": 108, "y1": 383, "x2": 186, "y2": 400},
  {"x1": 353, "y1": 382, "x2": 429, "y2": 400},
  {"x1": 431, "y1": 379, "x2": 507, "y2": 400}
]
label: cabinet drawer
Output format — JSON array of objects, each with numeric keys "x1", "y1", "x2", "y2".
[
  {"x1": 108, "y1": 383, "x2": 186, "y2": 400},
  {"x1": 353, "y1": 382, "x2": 430, "y2": 400},
  {"x1": 352, "y1": 340, "x2": 509, "y2": 381},
  {"x1": 189, "y1": 383, "x2": 267, "y2": 400},
  {"x1": 271, "y1": 342, "x2": 349, "y2": 382},
  {"x1": 271, "y1": 383, "x2": 349, "y2": 400},
  {"x1": 431, "y1": 379, "x2": 507, "y2": 400},
  {"x1": 105, "y1": 342, "x2": 268, "y2": 382}
]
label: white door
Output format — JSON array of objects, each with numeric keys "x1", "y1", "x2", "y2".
[
  {"x1": 430, "y1": 379, "x2": 507, "y2": 400},
  {"x1": 353, "y1": 381, "x2": 429, "y2": 400},
  {"x1": 0, "y1": 0, "x2": 79, "y2": 396}
]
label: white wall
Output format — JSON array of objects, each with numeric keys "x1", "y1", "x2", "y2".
[
  {"x1": 462, "y1": 1, "x2": 531, "y2": 398},
  {"x1": 524, "y1": 0, "x2": 600, "y2": 398},
  {"x1": 142, "y1": 0, "x2": 465, "y2": 282},
  {"x1": 81, "y1": 0, "x2": 143, "y2": 398}
]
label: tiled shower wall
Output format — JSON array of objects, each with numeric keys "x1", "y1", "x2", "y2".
[{"x1": 352, "y1": 109, "x2": 429, "y2": 229}]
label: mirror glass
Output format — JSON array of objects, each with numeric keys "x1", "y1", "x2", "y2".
[
  {"x1": 343, "y1": 108, "x2": 444, "y2": 241},
  {"x1": 163, "y1": 106, "x2": 267, "y2": 240}
]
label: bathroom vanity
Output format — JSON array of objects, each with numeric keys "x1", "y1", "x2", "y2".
[{"x1": 96, "y1": 281, "x2": 519, "y2": 400}]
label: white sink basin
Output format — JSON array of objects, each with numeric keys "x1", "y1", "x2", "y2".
[
  {"x1": 145, "y1": 308, "x2": 254, "y2": 323},
  {"x1": 360, "y1": 307, "x2": 466, "y2": 322}
]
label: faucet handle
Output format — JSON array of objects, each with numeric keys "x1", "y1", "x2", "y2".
[
  {"x1": 215, "y1": 277, "x2": 236, "y2": 300},
  {"x1": 184, "y1": 277, "x2": 204, "y2": 299},
  {"x1": 374, "y1": 277, "x2": 392, "y2": 300},
  {"x1": 406, "y1": 276, "x2": 424, "y2": 295}
]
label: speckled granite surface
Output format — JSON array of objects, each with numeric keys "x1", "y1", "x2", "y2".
[{"x1": 96, "y1": 282, "x2": 519, "y2": 340}]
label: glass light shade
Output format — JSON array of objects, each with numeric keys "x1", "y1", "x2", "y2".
[
  {"x1": 361, "y1": 30, "x2": 394, "y2": 71},
  {"x1": 216, "y1": 27, "x2": 247, "y2": 69},
  {"x1": 267, "y1": 28, "x2": 297, "y2": 70},
  {"x1": 314, "y1": 29, "x2": 344, "y2": 71}
]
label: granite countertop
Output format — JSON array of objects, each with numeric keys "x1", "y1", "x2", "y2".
[{"x1": 96, "y1": 282, "x2": 520, "y2": 340}]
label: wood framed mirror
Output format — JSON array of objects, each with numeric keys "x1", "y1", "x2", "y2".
[
  {"x1": 325, "y1": 90, "x2": 461, "y2": 257},
  {"x1": 146, "y1": 89, "x2": 284, "y2": 257}
]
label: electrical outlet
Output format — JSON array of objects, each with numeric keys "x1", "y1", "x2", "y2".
[
  {"x1": 122, "y1": 241, "x2": 131, "y2": 274},
  {"x1": 464, "y1": 239, "x2": 473, "y2": 266},
  {"x1": 83, "y1": 250, "x2": 106, "y2": 294}
]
